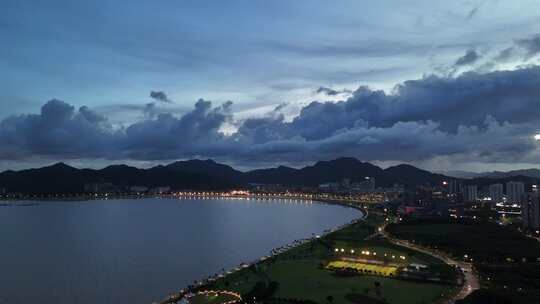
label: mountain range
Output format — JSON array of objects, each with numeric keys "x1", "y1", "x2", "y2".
[
  {"x1": 0, "y1": 157, "x2": 452, "y2": 194},
  {"x1": 1, "y1": 157, "x2": 538, "y2": 195},
  {"x1": 441, "y1": 168, "x2": 540, "y2": 180}
]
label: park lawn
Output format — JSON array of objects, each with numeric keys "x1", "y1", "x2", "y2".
[
  {"x1": 324, "y1": 215, "x2": 385, "y2": 243},
  {"x1": 266, "y1": 260, "x2": 452, "y2": 304},
  {"x1": 210, "y1": 213, "x2": 457, "y2": 304},
  {"x1": 188, "y1": 292, "x2": 239, "y2": 304},
  {"x1": 332, "y1": 240, "x2": 447, "y2": 266},
  {"x1": 276, "y1": 240, "x2": 332, "y2": 261},
  {"x1": 212, "y1": 268, "x2": 261, "y2": 295}
]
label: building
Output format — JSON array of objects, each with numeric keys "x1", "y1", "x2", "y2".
[
  {"x1": 506, "y1": 181, "x2": 525, "y2": 204},
  {"x1": 449, "y1": 180, "x2": 463, "y2": 195},
  {"x1": 489, "y1": 183, "x2": 504, "y2": 203},
  {"x1": 149, "y1": 186, "x2": 171, "y2": 194},
  {"x1": 351, "y1": 177, "x2": 376, "y2": 193},
  {"x1": 318, "y1": 182, "x2": 340, "y2": 192},
  {"x1": 522, "y1": 192, "x2": 540, "y2": 230},
  {"x1": 464, "y1": 185, "x2": 478, "y2": 202},
  {"x1": 129, "y1": 186, "x2": 149, "y2": 193},
  {"x1": 84, "y1": 182, "x2": 116, "y2": 193},
  {"x1": 341, "y1": 178, "x2": 351, "y2": 189}
]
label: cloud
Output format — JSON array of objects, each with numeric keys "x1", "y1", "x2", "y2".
[
  {"x1": 1, "y1": 66, "x2": 540, "y2": 166},
  {"x1": 454, "y1": 49, "x2": 481, "y2": 66},
  {"x1": 466, "y1": 7, "x2": 479, "y2": 20},
  {"x1": 494, "y1": 47, "x2": 516, "y2": 62},
  {"x1": 150, "y1": 90, "x2": 172, "y2": 103},
  {"x1": 516, "y1": 34, "x2": 540, "y2": 59},
  {"x1": 316, "y1": 86, "x2": 353, "y2": 96},
  {"x1": 0, "y1": 99, "x2": 117, "y2": 159}
]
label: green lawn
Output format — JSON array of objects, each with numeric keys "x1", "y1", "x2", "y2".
[
  {"x1": 213, "y1": 259, "x2": 453, "y2": 304},
  {"x1": 188, "y1": 292, "x2": 240, "y2": 304},
  {"x1": 207, "y1": 212, "x2": 458, "y2": 304}
]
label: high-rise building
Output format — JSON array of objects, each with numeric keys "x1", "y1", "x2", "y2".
[
  {"x1": 351, "y1": 177, "x2": 375, "y2": 192},
  {"x1": 449, "y1": 180, "x2": 463, "y2": 194},
  {"x1": 464, "y1": 185, "x2": 478, "y2": 202},
  {"x1": 489, "y1": 183, "x2": 504, "y2": 203},
  {"x1": 506, "y1": 181, "x2": 525, "y2": 204},
  {"x1": 522, "y1": 192, "x2": 540, "y2": 230}
]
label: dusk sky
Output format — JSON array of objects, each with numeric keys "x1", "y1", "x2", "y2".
[{"x1": 2, "y1": 0, "x2": 540, "y2": 172}]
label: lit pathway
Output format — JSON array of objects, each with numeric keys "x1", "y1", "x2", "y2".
[{"x1": 380, "y1": 226, "x2": 480, "y2": 303}]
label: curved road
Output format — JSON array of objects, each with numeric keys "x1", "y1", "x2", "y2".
[{"x1": 380, "y1": 225, "x2": 480, "y2": 303}]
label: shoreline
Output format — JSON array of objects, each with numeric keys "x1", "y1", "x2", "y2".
[
  {"x1": 0, "y1": 194, "x2": 372, "y2": 213},
  {"x1": 155, "y1": 197, "x2": 368, "y2": 304},
  {"x1": 0, "y1": 192, "x2": 377, "y2": 205}
]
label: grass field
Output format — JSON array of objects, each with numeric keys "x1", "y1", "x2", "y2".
[
  {"x1": 213, "y1": 259, "x2": 453, "y2": 304},
  {"x1": 205, "y1": 212, "x2": 459, "y2": 304},
  {"x1": 188, "y1": 291, "x2": 240, "y2": 304}
]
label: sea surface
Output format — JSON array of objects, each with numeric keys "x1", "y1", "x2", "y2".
[{"x1": 0, "y1": 198, "x2": 360, "y2": 304}]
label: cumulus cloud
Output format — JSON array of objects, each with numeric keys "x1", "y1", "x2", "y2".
[
  {"x1": 1, "y1": 66, "x2": 540, "y2": 166},
  {"x1": 0, "y1": 99, "x2": 117, "y2": 159}
]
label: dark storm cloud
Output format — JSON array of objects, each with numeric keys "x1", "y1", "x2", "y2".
[
  {"x1": 1, "y1": 67, "x2": 540, "y2": 164},
  {"x1": 494, "y1": 47, "x2": 515, "y2": 62},
  {"x1": 0, "y1": 99, "x2": 116, "y2": 159},
  {"x1": 233, "y1": 66, "x2": 540, "y2": 161},
  {"x1": 454, "y1": 49, "x2": 481, "y2": 66},
  {"x1": 298, "y1": 67, "x2": 540, "y2": 134},
  {"x1": 316, "y1": 86, "x2": 352, "y2": 96},
  {"x1": 150, "y1": 90, "x2": 172, "y2": 103},
  {"x1": 516, "y1": 34, "x2": 540, "y2": 59},
  {"x1": 143, "y1": 102, "x2": 158, "y2": 118},
  {"x1": 121, "y1": 99, "x2": 233, "y2": 159}
]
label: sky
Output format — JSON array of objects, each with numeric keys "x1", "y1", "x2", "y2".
[{"x1": 1, "y1": 0, "x2": 540, "y2": 172}]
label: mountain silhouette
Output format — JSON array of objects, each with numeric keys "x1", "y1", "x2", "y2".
[{"x1": 0, "y1": 157, "x2": 458, "y2": 194}]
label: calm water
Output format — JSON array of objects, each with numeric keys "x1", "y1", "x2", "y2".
[{"x1": 0, "y1": 198, "x2": 360, "y2": 304}]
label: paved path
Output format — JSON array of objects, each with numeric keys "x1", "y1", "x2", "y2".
[{"x1": 380, "y1": 227, "x2": 480, "y2": 303}]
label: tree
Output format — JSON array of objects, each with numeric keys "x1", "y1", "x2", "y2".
[{"x1": 326, "y1": 295, "x2": 334, "y2": 303}]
